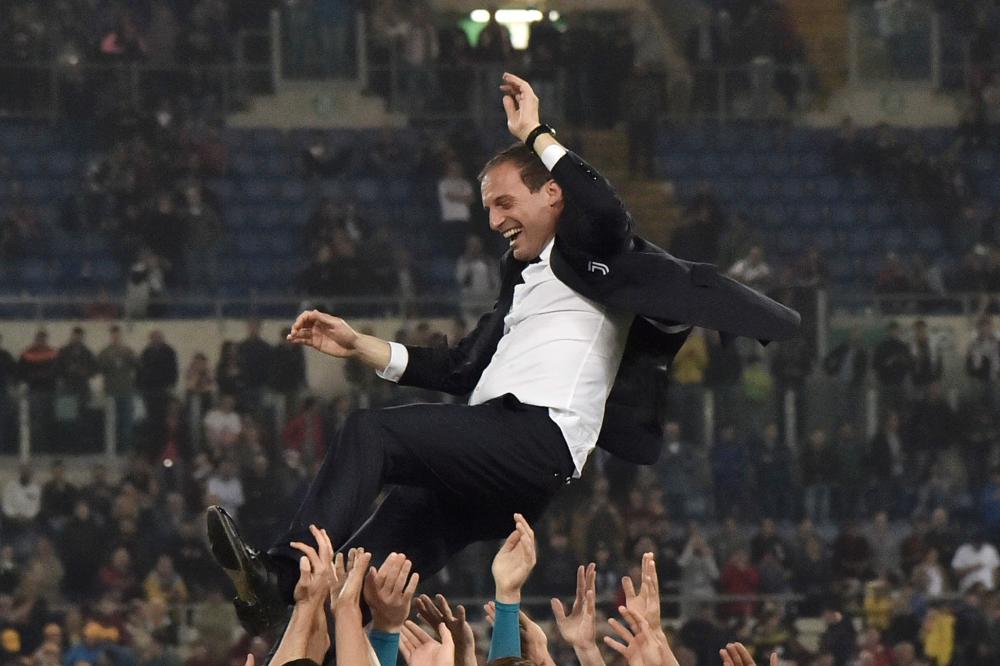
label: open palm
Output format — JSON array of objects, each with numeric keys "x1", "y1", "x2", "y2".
[{"x1": 552, "y1": 563, "x2": 597, "y2": 647}]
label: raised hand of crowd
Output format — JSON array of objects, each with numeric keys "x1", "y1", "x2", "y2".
[{"x1": 245, "y1": 517, "x2": 766, "y2": 666}]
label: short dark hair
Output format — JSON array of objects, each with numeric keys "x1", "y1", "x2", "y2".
[{"x1": 478, "y1": 142, "x2": 552, "y2": 193}]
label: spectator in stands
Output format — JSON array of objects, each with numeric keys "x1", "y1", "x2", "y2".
[
  {"x1": 913, "y1": 548, "x2": 947, "y2": 598},
  {"x1": 143, "y1": 555, "x2": 188, "y2": 606},
  {"x1": 2, "y1": 463, "x2": 40, "y2": 544},
  {"x1": 824, "y1": 328, "x2": 868, "y2": 425},
  {"x1": 401, "y1": 4, "x2": 440, "y2": 114},
  {"x1": 754, "y1": 422, "x2": 795, "y2": 521},
  {"x1": 206, "y1": 459, "x2": 244, "y2": 519},
  {"x1": 38, "y1": 460, "x2": 75, "y2": 532},
  {"x1": 216, "y1": 341, "x2": 246, "y2": 400},
  {"x1": 456, "y1": 234, "x2": 500, "y2": 320},
  {"x1": 910, "y1": 320, "x2": 942, "y2": 395},
  {"x1": 874, "y1": 252, "x2": 912, "y2": 294},
  {"x1": 671, "y1": 188, "x2": 726, "y2": 263},
  {"x1": 751, "y1": 517, "x2": 788, "y2": 565},
  {"x1": 870, "y1": 411, "x2": 909, "y2": 516},
  {"x1": 181, "y1": 184, "x2": 223, "y2": 293},
  {"x1": 98, "y1": 547, "x2": 138, "y2": 601},
  {"x1": 712, "y1": 423, "x2": 750, "y2": 519},
  {"x1": 56, "y1": 326, "x2": 97, "y2": 411},
  {"x1": 475, "y1": 7, "x2": 512, "y2": 64},
  {"x1": 437, "y1": 159, "x2": 476, "y2": 258},
  {"x1": 183, "y1": 350, "x2": 214, "y2": 413},
  {"x1": 657, "y1": 421, "x2": 706, "y2": 520},
  {"x1": 865, "y1": 511, "x2": 901, "y2": 580},
  {"x1": 97, "y1": 325, "x2": 138, "y2": 451},
  {"x1": 136, "y1": 330, "x2": 178, "y2": 431},
  {"x1": 966, "y1": 315, "x2": 1000, "y2": 409},
  {"x1": 670, "y1": 327, "x2": 709, "y2": 443},
  {"x1": 124, "y1": 248, "x2": 169, "y2": 319},
  {"x1": 678, "y1": 529, "x2": 719, "y2": 619},
  {"x1": 719, "y1": 548, "x2": 759, "y2": 619},
  {"x1": 101, "y1": 13, "x2": 148, "y2": 62},
  {"x1": 59, "y1": 499, "x2": 106, "y2": 600},
  {"x1": 281, "y1": 397, "x2": 325, "y2": 465},
  {"x1": 872, "y1": 322, "x2": 914, "y2": 411},
  {"x1": 17, "y1": 330, "x2": 58, "y2": 395},
  {"x1": 301, "y1": 134, "x2": 352, "y2": 179},
  {"x1": 728, "y1": 246, "x2": 773, "y2": 293},
  {"x1": 832, "y1": 521, "x2": 873, "y2": 582},
  {"x1": 819, "y1": 601, "x2": 857, "y2": 666},
  {"x1": 908, "y1": 382, "x2": 960, "y2": 476},
  {"x1": 802, "y1": 428, "x2": 837, "y2": 525},
  {"x1": 269, "y1": 328, "x2": 307, "y2": 413},
  {"x1": 203, "y1": 394, "x2": 241, "y2": 456},
  {"x1": 237, "y1": 320, "x2": 272, "y2": 411},
  {"x1": 952, "y1": 531, "x2": 999, "y2": 593},
  {"x1": 792, "y1": 536, "x2": 832, "y2": 616}
]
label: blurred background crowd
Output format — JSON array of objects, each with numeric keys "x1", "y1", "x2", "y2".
[{"x1": 3, "y1": 0, "x2": 1000, "y2": 665}]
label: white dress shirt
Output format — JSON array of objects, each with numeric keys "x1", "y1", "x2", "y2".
[{"x1": 379, "y1": 146, "x2": 633, "y2": 476}]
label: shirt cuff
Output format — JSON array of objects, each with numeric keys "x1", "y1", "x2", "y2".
[
  {"x1": 375, "y1": 342, "x2": 408, "y2": 383},
  {"x1": 539, "y1": 144, "x2": 567, "y2": 171}
]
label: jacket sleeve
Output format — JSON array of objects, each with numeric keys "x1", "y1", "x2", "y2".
[
  {"x1": 397, "y1": 306, "x2": 498, "y2": 396},
  {"x1": 549, "y1": 150, "x2": 632, "y2": 255}
]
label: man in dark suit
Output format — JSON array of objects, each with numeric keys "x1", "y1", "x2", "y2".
[{"x1": 206, "y1": 73, "x2": 799, "y2": 633}]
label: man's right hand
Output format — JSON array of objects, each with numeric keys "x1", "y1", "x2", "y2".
[
  {"x1": 288, "y1": 310, "x2": 361, "y2": 357},
  {"x1": 288, "y1": 309, "x2": 391, "y2": 370}
]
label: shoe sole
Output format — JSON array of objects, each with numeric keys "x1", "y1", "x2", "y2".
[{"x1": 205, "y1": 506, "x2": 258, "y2": 602}]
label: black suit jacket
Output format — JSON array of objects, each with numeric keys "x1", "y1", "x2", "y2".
[{"x1": 398, "y1": 151, "x2": 800, "y2": 465}]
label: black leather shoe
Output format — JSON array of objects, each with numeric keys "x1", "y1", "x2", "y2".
[{"x1": 205, "y1": 505, "x2": 287, "y2": 636}]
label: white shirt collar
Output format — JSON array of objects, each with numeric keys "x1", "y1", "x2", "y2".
[{"x1": 537, "y1": 237, "x2": 555, "y2": 264}]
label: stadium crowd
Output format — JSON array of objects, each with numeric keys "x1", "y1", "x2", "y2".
[{"x1": 3, "y1": 309, "x2": 1000, "y2": 664}]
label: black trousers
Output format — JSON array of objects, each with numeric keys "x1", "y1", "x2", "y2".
[{"x1": 267, "y1": 394, "x2": 575, "y2": 602}]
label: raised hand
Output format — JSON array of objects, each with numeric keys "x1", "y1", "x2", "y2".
[
  {"x1": 623, "y1": 553, "x2": 665, "y2": 642},
  {"x1": 719, "y1": 643, "x2": 778, "y2": 666},
  {"x1": 499, "y1": 73, "x2": 541, "y2": 143},
  {"x1": 287, "y1": 310, "x2": 360, "y2": 357},
  {"x1": 244, "y1": 656, "x2": 254, "y2": 666},
  {"x1": 552, "y1": 563, "x2": 598, "y2": 649},
  {"x1": 415, "y1": 594, "x2": 476, "y2": 666},
  {"x1": 289, "y1": 525, "x2": 336, "y2": 608},
  {"x1": 605, "y1": 607, "x2": 674, "y2": 666},
  {"x1": 491, "y1": 513, "x2": 537, "y2": 603},
  {"x1": 364, "y1": 552, "x2": 420, "y2": 634},
  {"x1": 333, "y1": 548, "x2": 372, "y2": 617},
  {"x1": 400, "y1": 620, "x2": 455, "y2": 666}
]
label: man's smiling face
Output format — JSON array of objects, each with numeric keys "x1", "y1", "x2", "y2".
[{"x1": 480, "y1": 161, "x2": 562, "y2": 261}]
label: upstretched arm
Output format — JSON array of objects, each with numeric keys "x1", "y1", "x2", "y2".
[{"x1": 500, "y1": 72, "x2": 631, "y2": 254}]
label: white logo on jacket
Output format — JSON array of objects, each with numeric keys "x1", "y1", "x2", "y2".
[{"x1": 587, "y1": 261, "x2": 610, "y2": 276}]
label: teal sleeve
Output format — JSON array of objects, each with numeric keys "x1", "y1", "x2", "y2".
[
  {"x1": 369, "y1": 629, "x2": 400, "y2": 666},
  {"x1": 487, "y1": 600, "x2": 521, "y2": 661}
]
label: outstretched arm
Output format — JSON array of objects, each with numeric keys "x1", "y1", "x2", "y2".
[{"x1": 288, "y1": 310, "x2": 391, "y2": 371}]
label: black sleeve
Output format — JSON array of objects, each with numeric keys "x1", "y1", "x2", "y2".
[
  {"x1": 398, "y1": 307, "x2": 498, "y2": 396},
  {"x1": 549, "y1": 150, "x2": 632, "y2": 255}
]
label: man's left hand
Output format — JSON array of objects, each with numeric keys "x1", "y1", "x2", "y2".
[{"x1": 500, "y1": 73, "x2": 541, "y2": 143}]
